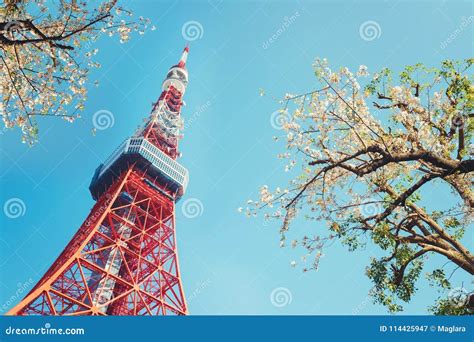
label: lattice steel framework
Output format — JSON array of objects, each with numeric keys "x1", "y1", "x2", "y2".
[{"x1": 8, "y1": 47, "x2": 191, "y2": 316}]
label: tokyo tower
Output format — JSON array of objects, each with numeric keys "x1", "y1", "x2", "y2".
[{"x1": 7, "y1": 47, "x2": 191, "y2": 316}]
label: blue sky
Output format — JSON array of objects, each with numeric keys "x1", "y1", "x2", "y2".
[{"x1": 0, "y1": 0, "x2": 472, "y2": 315}]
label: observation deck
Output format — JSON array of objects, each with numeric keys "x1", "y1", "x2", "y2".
[{"x1": 89, "y1": 137, "x2": 189, "y2": 201}]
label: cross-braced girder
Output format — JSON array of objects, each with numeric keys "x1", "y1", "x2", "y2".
[{"x1": 8, "y1": 169, "x2": 188, "y2": 316}]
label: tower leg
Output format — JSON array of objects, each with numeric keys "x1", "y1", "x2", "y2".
[{"x1": 7, "y1": 169, "x2": 187, "y2": 316}]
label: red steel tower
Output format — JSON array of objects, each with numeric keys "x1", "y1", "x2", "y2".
[{"x1": 8, "y1": 47, "x2": 191, "y2": 316}]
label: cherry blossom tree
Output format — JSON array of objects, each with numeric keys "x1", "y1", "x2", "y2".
[
  {"x1": 245, "y1": 58, "x2": 473, "y2": 313},
  {"x1": 0, "y1": 0, "x2": 154, "y2": 144}
]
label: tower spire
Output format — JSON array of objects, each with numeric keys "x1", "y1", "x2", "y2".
[
  {"x1": 140, "y1": 45, "x2": 190, "y2": 160},
  {"x1": 177, "y1": 45, "x2": 189, "y2": 68}
]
